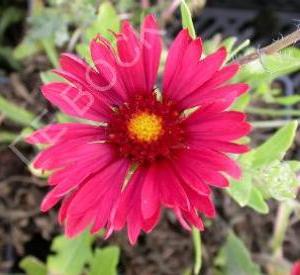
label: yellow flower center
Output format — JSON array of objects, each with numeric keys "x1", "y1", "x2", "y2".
[{"x1": 127, "y1": 112, "x2": 163, "y2": 143}]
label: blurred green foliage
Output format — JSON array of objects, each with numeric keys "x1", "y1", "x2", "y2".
[
  {"x1": 228, "y1": 121, "x2": 300, "y2": 213},
  {"x1": 214, "y1": 232, "x2": 262, "y2": 275},
  {"x1": 20, "y1": 231, "x2": 120, "y2": 275}
]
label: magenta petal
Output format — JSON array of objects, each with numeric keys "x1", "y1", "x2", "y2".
[
  {"x1": 174, "y1": 207, "x2": 192, "y2": 231},
  {"x1": 171, "y1": 161, "x2": 211, "y2": 196},
  {"x1": 57, "y1": 55, "x2": 121, "y2": 105},
  {"x1": 141, "y1": 14, "x2": 162, "y2": 91},
  {"x1": 113, "y1": 168, "x2": 146, "y2": 244},
  {"x1": 41, "y1": 82, "x2": 112, "y2": 121},
  {"x1": 63, "y1": 159, "x2": 129, "y2": 237},
  {"x1": 156, "y1": 162, "x2": 190, "y2": 211},
  {"x1": 163, "y1": 29, "x2": 192, "y2": 94},
  {"x1": 181, "y1": 83, "x2": 249, "y2": 109},
  {"x1": 166, "y1": 37, "x2": 203, "y2": 98},
  {"x1": 116, "y1": 21, "x2": 147, "y2": 94},
  {"x1": 26, "y1": 123, "x2": 105, "y2": 145},
  {"x1": 143, "y1": 209, "x2": 160, "y2": 233},
  {"x1": 90, "y1": 39, "x2": 128, "y2": 100},
  {"x1": 141, "y1": 165, "x2": 160, "y2": 219}
]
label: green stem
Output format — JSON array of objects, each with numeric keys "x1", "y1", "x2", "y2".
[
  {"x1": 250, "y1": 119, "x2": 300, "y2": 128},
  {"x1": 246, "y1": 106, "x2": 300, "y2": 117},
  {"x1": 271, "y1": 201, "x2": 293, "y2": 258},
  {"x1": 235, "y1": 29, "x2": 300, "y2": 65},
  {"x1": 192, "y1": 227, "x2": 202, "y2": 274}
]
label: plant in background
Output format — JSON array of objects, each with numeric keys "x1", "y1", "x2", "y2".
[{"x1": 0, "y1": 1, "x2": 298, "y2": 275}]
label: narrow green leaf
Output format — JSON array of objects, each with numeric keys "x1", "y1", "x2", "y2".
[
  {"x1": 273, "y1": 95, "x2": 300, "y2": 106},
  {"x1": 47, "y1": 231, "x2": 94, "y2": 275},
  {"x1": 180, "y1": 0, "x2": 196, "y2": 39},
  {"x1": 216, "y1": 232, "x2": 262, "y2": 275},
  {"x1": 229, "y1": 39, "x2": 250, "y2": 61},
  {"x1": 0, "y1": 131, "x2": 18, "y2": 143},
  {"x1": 252, "y1": 121, "x2": 298, "y2": 168},
  {"x1": 89, "y1": 246, "x2": 120, "y2": 275},
  {"x1": 221, "y1": 37, "x2": 237, "y2": 54},
  {"x1": 0, "y1": 95, "x2": 38, "y2": 127},
  {"x1": 20, "y1": 256, "x2": 47, "y2": 275},
  {"x1": 247, "y1": 187, "x2": 269, "y2": 214},
  {"x1": 55, "y1": 112, "x2": 76, "y2": 123}
]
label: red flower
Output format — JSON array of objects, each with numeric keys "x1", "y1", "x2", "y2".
[
  {"x1": 27, "y1": 15, "x2": 250, "y2": 244},
  {"x1": 292, "y1": 261, "x2": 300, "y2": 275}
]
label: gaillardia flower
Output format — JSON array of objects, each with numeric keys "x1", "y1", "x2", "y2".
[{"x1": 27, "y1": 15, "x2": 250, "y2": 244}]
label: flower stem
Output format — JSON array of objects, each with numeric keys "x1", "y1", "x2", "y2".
[
  {"x1": 192, "y1": 227, "x2": 202, "y2": 275},
  {"x1": 236, "y1": 29, "x2": 300, "y2": 65},
  {"x1": 271, "y1": 201, "x2": 293, "y2": 258}
]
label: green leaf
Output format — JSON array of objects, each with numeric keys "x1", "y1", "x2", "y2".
[
  {"x1": 180, "y1": 0, "x2": 196, "y2": 39},
  {"x1": 252, "y1": 121, "x2": 298, "y2": 168},
  {"x1": 221, "y1": 37, "x2": 237, "y2": 54},
  {"x1": 77, "y1": 2, "x2": 120, "y2": 61},
  {"x1": 228, "y1": 172, "x2": 252, "y2": 207},
  {"x1": 247, "y1": 187, "x2": 269, "y2": 214},
  {"x1": 0, "y1": 95, "x2": 39, "y2": 127},
  {"x1": 89, "y1": 2, "x2": 120, "y2": 41},
  {"x1": 47, "y1": 231, "x2": 94, "y2": 275},
  {"x1": 287, "y1": 160, "x2": 300, "y2": 172},
  {"x1": 236, "y1": 47, "x2": 300, "y2": 88},
  {"x1": 20, "y1": 256, "x2": 47, "y2": 275},
  {"x1": 215, "y1": 232, "x2": 262, "y2": 275},
  {"x1": 13, "y1": 39, "x2": 41, "y2": 60},
  {"x1": 89, "y1": 246, "x2": 120, "y2": 275},
  {"x1": 0, "y1": 131, "x2": 18, "y2": 143},
  {"x1": 254, "y1": 161, "x2": 300, "y2": 201},
  {"x1": 260, "y1": 47, "x2": 300, "y2": 79},
  {"x1": 231, "y1": 93, "x2": 251, "y2": 111}
]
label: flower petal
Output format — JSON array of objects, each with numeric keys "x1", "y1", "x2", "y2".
[
  {"x1": 65, "y1": 158, "x2": 130, "y2": 237},
  {"x1": 26, "y1": 123, "x2": 105, "y2": 145},
  {"x1": 90, "y1": 38, "x2": 128, "y2": 100},
  {"x1": 141, "y1": 14, "x2": 162, "y2": 91},
  {"x1": 57, "y1": 53, "x2": 122, "y2": 104},
  {"x1": 41, "y1": 82, "x2": 112, "y2": 121},
  {"x1": 163, "y1": 29, "x2": 192, "y2": 94},
  {"x1": 115, "y1": 21, "x2": 147, "y2": 94},
  {"x1": 141, "y1": 164, "x2": 160, "y2": 220}
]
